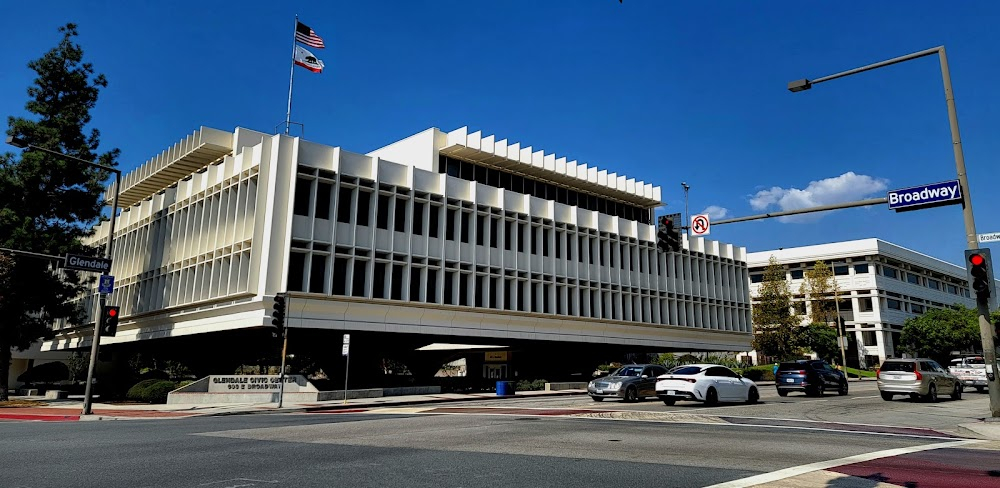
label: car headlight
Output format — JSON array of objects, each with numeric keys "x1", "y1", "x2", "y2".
[
  {"x1": 608, "y1": 382, "x2": 622, "y2": 389},
  {"x1": 588, "y1": 381, "x2": 595, "y2": 388}
]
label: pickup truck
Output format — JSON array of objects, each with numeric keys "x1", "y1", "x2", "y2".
[{"x1": 948, "y1": 356, "x2": 989, "y2": 393}]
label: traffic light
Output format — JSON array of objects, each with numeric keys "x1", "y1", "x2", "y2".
[
  {"x1": 271, "y1": 294, "x2": 286, "y2": 338},
  {"x1": 99, "y1": 306, "x2": 120, "y2": 337},
  {"x1": 965, "y1": 249, "x2": 996, "y2": 306},
  {"x1": 656, "y1": 213, "x2": 682, "y2": 252}
]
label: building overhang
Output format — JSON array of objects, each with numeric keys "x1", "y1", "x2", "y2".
[
  {"x1": 440, "y1": 127, "x2": 663, "y2": 209},
  {"x1": 107, "y1": 127, "x2": 233, "y2": 207}
]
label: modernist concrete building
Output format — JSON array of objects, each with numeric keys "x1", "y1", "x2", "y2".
[
  {"x1": 747, "y1": 239, "x2": 978, "y2": 367},
  {"x1": 41, "y1": 125, "x2": 752, "y2": 382}
]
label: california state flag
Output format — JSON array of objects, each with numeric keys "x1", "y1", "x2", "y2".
[{"x1": 294, "y1": 46, "x2": 325, "y2": 73}]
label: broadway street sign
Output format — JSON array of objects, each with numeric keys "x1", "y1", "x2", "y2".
[
  {"x1": 887, "y1": 180, "x2": 962, "y2": 212},
  {"x1": 62, "y1": 254, "x2": 112, "y2": 273}
]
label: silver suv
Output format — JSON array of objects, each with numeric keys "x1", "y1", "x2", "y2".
[{"x1": 877, "y1": 358, "x2": 962, "y2": 402}]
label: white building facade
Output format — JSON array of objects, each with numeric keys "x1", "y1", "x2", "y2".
[
  {"x1": 43, "y1": 125, "x2": 752, "y2": 365},
  {"x1": 748, "y1": 239, "x2": 977, "y2": 367}
]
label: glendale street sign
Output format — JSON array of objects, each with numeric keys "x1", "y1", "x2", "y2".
[
  {"x1": 62, "y1": 254, "x2": 112, "y2": 273},
  {"x1": 887, "y1": 180, "x2": 962, "y2": 212}
]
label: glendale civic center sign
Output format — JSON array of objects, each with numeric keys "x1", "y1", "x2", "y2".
[
  {"x1": 887, "y1": 180, "x2": 963, "y2": 212},
  {"x1": 207, "y1": 375, "x2": 308, "y2": 393}
]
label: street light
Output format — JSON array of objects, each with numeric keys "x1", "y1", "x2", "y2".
[
  {"x1": 5, "y1": 135, "x2": 121, "y2": 416},
  {"x1": 789, "y1": 46, "x2": 999, "y2": 417}
]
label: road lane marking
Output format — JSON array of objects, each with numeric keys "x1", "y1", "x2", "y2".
[
  {"x1": 702, "y1": 439, "x2": 982, "y2": 488},
  {"x1": 851, "y1": 395, "x2": 880, "y2": 400}
]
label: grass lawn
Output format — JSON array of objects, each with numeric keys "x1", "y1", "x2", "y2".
[{"x1": 844, "y1": 367, "x2": 876, "y2": 378}]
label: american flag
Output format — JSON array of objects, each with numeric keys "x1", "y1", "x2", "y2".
[{"x1": 295, "y1": 21, "x2": 325, "y2": 49}]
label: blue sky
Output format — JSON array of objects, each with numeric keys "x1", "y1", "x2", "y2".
[{"x1": 2, "y1": 1, "x2": 998, "y2": 266}]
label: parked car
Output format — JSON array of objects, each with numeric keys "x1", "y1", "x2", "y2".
[
  {"x1": 588, "y1": 364, "x2": 669, "y2": 402},
  {"x1": 775, "y1": 359, "x2": 848, "y2": 397},
  {"x1": 878, "y1": 358, "x2": 962, "y2": 402},
  {"x1": 948, "y1": 356, "x2": 989, "y2": 393},
  {"x1": 654, "y1": 364, "x2": 759, "y2": 406}
]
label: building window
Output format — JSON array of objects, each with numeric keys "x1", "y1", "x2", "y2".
[
  {"x1": 288, "y1": 252, "x2": 306, "y2": 292},
  {"x1": 426, "y1": 270, "x2": 437, "y2": 303},
  {"x1": 793, "y1": 302, "x2": 806, "y2": 315},
  {"x1": 337, "y1": 189, "x2": 352, "y2": 223},
  {"x1": 460, "y1": 213, "x2": 470, "y2": 243},
  {"x1": 351, "y1": 261, "x2": 366, "y2": 297},
  {"x1": 887, "y1": 298, "x2": 902, "y2": 310},
  {"x1": 542, "y1": 229, "x2": 550, "y2": 257},
  {"x1": 853, "y1": 263, "x2": 869, "y2": 274},
  {"x1": 750, "y1": 274, "x2": 763, "y2": 283},
  {"x1": 476, "y1": 215, "x2": 486, "y2": 246},
  {"x1": 912, "y1": 304, "x2": 925, "y2": 314},
  {"x1": 861, "y1": 331, "x2": 878, "y2": 346},
  {"x1": 394, "y1": 199, "x2": 407, "y2": 232},
  {"x1": 834, "y1": 265, "x2": 849, "y2": 276},
  {"x1": 428, "y1": 205, "x2": 440, "y2": 237},
  {"x1": 789, "y1": 269, "x2": 804, "y2": 280},
  {"x1": 882, "y1": 267, "x2": 898, "y2": 279},
  {"x1": 373, "y1": 262, "x2": 386, "y2": 299},
  {"x1": 356, "y1": 191, "x2": 371, "y2": 226},
  {"x1": 490, "y1": 218, "x2": 499, "y2": 248},
  {"x1": 332, "y1": 257, "x2": 349, "y2": 296},
  {"x1": 294, "y1": 177, "x2": 312, "y2": 216},
  {"x1": 927, "y1": 278, "x2": 940, "y2": 290},
  {"x1": 505, "y1": 221, "x2": 513, "y2": 251},
  {"x1": 947, "y1": 284, "x2": 958, "y2": 295},
  {"x1": 906, "y1": 272, "x2": 921, "y2": 285},
  {"x1": 413, "y1": 202, "x2": 425, "y2": 236},
  {"x1": 858, "y1": 297, "x2": 874, "y2": 312},
  {"x1": 315, "y1": 182, "x2": 332, "y2": 219},
  {"x1": 391, "y1": 265, "x2": 404, "y2": 300},
  {"x1": 376, "y1": 194, "x2": 391, "y2": 230},
  {"x1": 446, "y1": 209, "x2": 456, "y2": 241}
]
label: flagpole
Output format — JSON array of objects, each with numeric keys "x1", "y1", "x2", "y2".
[{"x1": 285, "y1": 14, "x2": 298, "y2": 135}]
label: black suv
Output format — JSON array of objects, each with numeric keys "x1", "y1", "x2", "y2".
[{"x1": 775, "y1": 360, "x2": 848, "y2": 397}]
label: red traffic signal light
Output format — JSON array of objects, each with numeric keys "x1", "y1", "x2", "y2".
[
  {"x1": 100, "y1": 305, "x2": 120, "y2": 337},
  {"x1": 965, "y1": 249, "x2": 995, "y2": 305},
  {"x1": 970, "y1": 253, "x2": 985, "y2": 267}
]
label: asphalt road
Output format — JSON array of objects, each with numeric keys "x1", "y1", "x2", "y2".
[{"x1": 1, "y1": 386, "x2": 993, "y2": 488}]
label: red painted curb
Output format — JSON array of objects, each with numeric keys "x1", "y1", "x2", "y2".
[{"x1": 0, "y1": 413, "x2": 79, "y2": 422}]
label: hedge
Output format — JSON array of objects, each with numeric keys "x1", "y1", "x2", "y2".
[
  {"x1": 126, "y1": 379, "x2": 178, "y2": 404},
  {"x1": 738, "y1": 366, "x2": 775, "y2": 382}
]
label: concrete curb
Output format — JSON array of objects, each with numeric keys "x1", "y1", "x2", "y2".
[{"x1": 201, "y1": 390, "x2": 589, "y2": 417}]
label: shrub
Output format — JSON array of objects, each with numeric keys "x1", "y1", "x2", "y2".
[
  {"x1": 738, "y1": 366, "x2": 775, "y2": 382},
  {"x1": 515, "y1": 379, "x2": 548, "y2": 391},
  {"x1": 126, "y1": 379, "x2": 178, "y2": 403}
]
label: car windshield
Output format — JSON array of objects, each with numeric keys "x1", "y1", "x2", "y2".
[
  {"x1": 880, "y1": 362, "x2": 915, "y2": 372},
  {"x1": 667, "y1": 366, "x2": 702, "y2": 376},
  {"x1": 614, "y1": 366, "x2": 644, "y2": 377}
]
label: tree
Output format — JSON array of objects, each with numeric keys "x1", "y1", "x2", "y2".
[
  {"x1": 0, "y1": 24, "x2": 119, "y2": 400},
  {"x1": 800, "y1": 261, "x2": 839, "y2": 324},
  {"x1": 752, "y1": 256, "x2": 800, "y2": 360},
  {"x1": 898, "y1": 305, "x2": 1000, "y2": 364},
  {"x1": 800, "y1": 323, "x2": 840, "y2": 363}
]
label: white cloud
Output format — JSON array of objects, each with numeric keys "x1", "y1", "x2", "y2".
[
  {"x1": 701, "y1": 205, "x2": 730, "y2": 220},
  {"x1": 748, "y1": 172, "x2": 889, "y2": 223}
]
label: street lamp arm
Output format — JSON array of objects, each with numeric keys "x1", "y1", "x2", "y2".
[
  {"x1": 7, "y1": 137, "x2": 120, "y2": 176},
  {"x1": 804, "y1": 46, "x2": 943, "y2": 87}
]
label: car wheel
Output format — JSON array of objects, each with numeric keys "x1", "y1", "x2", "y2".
[
  {"x1": 809, "y1": 384, "x2": 824, "y2": 397},
  {"x1": 977, "y1": 386, "x2": 986, "y2": 393},
  {"x1": 951, "y1": 383, "x2": 962, "y2": 401},
  {"x1": 746, "y1": 387, "x2": 759, "y2": 405},
  {"x1": 623, "y1": 386, "x2": 638, "y2": 403},
  {"x1": 777, "y1": 390, "x2": 788, "y2": 397},
  {"x1": 880, "y1": 392, "x2": 893, "y2": 401},
  {"x1": 909, "y1": 393, "x2": 920, "y2": 400},
  {"x1": 662, "y1": 398, "x2": 676, "y2": 406},
  {"x1": 924, "y1": 383, "x2": 938, "y2": 403},
  {"x1": 591, "y1": 396, "x2": 603, "y2": 402},
  {"x1": 705, "y1": 387, "x2": 719, "y2": 406},
  {"x1": 838, "y1": 380, "x2": 848, "y2": 396}
]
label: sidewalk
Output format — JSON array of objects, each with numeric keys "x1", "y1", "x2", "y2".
[{"x1": 3, "y1": 386, "x2": 999, "y2": 442}]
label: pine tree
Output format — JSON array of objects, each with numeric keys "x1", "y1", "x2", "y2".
[
  {"x1": 0, "y1": 24, "x2": 119, "y2": 400},
  {"x1": 751, "y1": 256, "x2": 800, "y2": 361}
]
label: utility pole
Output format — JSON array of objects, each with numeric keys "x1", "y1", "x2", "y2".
[{"x1": 681, "y1": 182, "x2": 690, "y2": 233}]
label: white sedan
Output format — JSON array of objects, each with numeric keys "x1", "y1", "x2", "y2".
[{"x1": 655, "y1": 364, "x2": 759, "y2": 406}]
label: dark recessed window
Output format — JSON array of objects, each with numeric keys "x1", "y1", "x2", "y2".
[
  {"x1": 413, "y1": 202, "x2": 425, "y2": 235},
  {"x1": 337, "y1": 189, "x2": 352, "y2": 223},
  {"x1": 394, "y1": 199, "x2": 407, "y2": 232},
  {"x1": 352, "y1": 261, "x2": 366, "y2": 297},
  {"x1": 288, "y1": 252, "x2": 306, "y2": 292},
  {"x1": 373, "y1": 262, "x2": 386, "y2": 298},
  {"x1": 294, "y1": 177, "x2": 312, "y2": 216},
  {"x1": 315, "y1": 182, "x2": 332, "y2": 220},
  {"x1": 356, "y1": 191, "x2": 371, "y2": 226},
  {"x1": 332, "y1": 257, "x2": 349, "y2": 295},
  {"x1": 429, "y1": 205, "x2": 440, "y2": 237},
  {"x1": 376, "y1": 194, "x2": 391, "y2": 230}
]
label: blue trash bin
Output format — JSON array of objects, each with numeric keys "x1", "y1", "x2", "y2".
[{"x1": 496, "y1": 380, "x2": 515, "y2": 396}]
